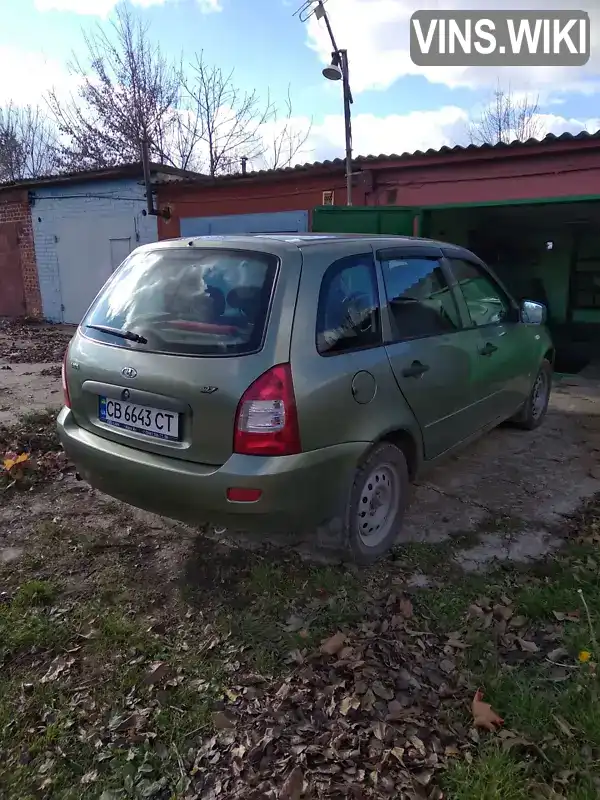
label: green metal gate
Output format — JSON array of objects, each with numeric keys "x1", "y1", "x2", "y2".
[{"x1": 311, "y1": 206, "x2": 421, "y2": 236}]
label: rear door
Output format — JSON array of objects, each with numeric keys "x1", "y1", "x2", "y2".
[
  {"x1": 376, "y1": 246, "x2": 485, "y2": 460},
  {"x1": 66, "y1": 242, "x2": 301, "y2": 466},
  {"x1": 444, "y1": 255, "x2": 536, "y2": 420}
]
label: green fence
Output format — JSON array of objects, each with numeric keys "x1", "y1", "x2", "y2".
[{"x1": 311, "y1": 206, "x2": 419, "y2": 236}]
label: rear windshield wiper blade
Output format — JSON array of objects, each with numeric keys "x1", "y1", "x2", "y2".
[{"x1": 86, "y1": 324, "x2": 147, "y2": 344}]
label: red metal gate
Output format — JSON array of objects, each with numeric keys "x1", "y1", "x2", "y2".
[{"x1": 0, "y1": 222, "x2": 25, "y2": 317}]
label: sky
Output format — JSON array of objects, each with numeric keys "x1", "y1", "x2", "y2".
[{"x1": 1, "y1": 0, "x2": 600, "y2": 169}]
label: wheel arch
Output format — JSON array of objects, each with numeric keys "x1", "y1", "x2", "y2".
[
  {"x1": 377, "y1": 426, "x2": 422, "y2": 480},
  {"x1": 543, "y1": 347, "x2": 555, "y2": 367}
]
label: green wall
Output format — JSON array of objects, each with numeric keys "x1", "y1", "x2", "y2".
[
  {"x1": 312, "y1": 204, "x2": 600, "y2": 330},
  {"x1": 425, "y1": 208, "x2": 572, "y2": 324}
]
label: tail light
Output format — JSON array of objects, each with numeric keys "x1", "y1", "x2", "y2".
[
  {"x1": 234, "y1": 364, "x2": 301, "y2": 457},
  {"x1": 61, "y1": 349, "x2": 71, "y2": 409}
]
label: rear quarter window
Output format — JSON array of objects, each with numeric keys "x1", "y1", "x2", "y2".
[
  {"x1": 82, "y1": 248, "x2": 279, "y2": 357},
  {"x1": 316, "y1": 254, "x2": 382, "y2": 355}
]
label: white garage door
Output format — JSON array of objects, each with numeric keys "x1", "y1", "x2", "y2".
[{"x1": 57, "y1": 218, "x2": 134, "y2": 324}]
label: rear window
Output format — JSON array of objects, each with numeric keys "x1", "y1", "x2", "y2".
[{"x1": 82, "y1": 248, "x2": 279, "y2": 356}]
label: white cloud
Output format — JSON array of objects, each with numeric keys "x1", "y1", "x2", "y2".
[
  {"x1": 34, "y1": 0, "x2": 221, "y2": 16},
  {"x1": 307, "y1": 106, "x2": 469, "y2": 161},
  {"x1": 196, "y1": 0, "x2": 221, "y2": 10},
  {"x1": 0, "y1": 46, "x2": 79, "y2": 106},
  {"x1": 306, "y1": 0, "x2": 600, "y2": 95},
  {"x1": 264, "y1": 107, "x2": 600, "y2": 168}
]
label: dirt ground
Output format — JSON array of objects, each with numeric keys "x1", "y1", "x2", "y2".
[{"x1": 1, "y1": 322, "x2": 600, "y2": 576}]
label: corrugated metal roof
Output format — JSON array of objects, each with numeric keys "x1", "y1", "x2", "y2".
[
  {"x1": 2, "y1": 129, "x2": 597, "y2": 193},
  {"x1": 155, "y1": 129, "x2": 600, "y2": 187},
  {"x1": 0, "y1": 161, "x2": 207, "y2": 192}
]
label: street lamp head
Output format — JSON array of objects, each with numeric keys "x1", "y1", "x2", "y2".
[{"x1": 322, "y1": 62, "x2": 342, "y2": 81}]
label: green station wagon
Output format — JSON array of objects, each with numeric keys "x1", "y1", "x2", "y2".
[{"x1": 58, "y1": 234, "x2": 553, "y2": 563}]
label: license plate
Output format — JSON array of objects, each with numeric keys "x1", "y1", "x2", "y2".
[{"x1": 98, "y1": 397, "x2": 180, "y2": 441}]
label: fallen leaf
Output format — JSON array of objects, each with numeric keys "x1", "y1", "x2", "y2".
[
  {"x1": 414, "y1": 770, "x2": 433, "y2": 786},
  {"x1": 372, "y1": 720, "x2": 387, "y2": 741},
  {"x1": 371, "y1": 681, "x2": 394, "y2": 700},
  {"x1": 547, "y1": 647, "x2": 569, "y2": 662},
  {"x1": 447, "y1": 636, "x2": 468, "y2": 650},
  {"x1": 493, "y1": 604, "x2": 513, "y2": 621},
  {"x1": 340, "y1": 695, "x2": 360, "y2": 716},
  {"x1": 517, "y1": 638, "x2": 539, "y2": 653},
  {"x1": 109, "y1": 713, "x2": 141, "y2": 733},
  {"x1": 468, "y1": 603, "x2": 485, "y2": 618},
  {"x1": 553, "y1": 610, "x2": 580, "y2": 622},
  {"x1": 284, "y1": 614, "x2": 305, "y2": 633},
  {"x1": 212, "y1": 711, "x2": 236, "y2": 730},
  {"x1": 143, "y1": 661, "x2": 172, "y2": 685},
  {"x1": 439, "y1": 658, "x2": 455, "y2": 675},
  {"x1": 361, "y1": 688, "x2": 376, "y2": 711},
  {"x1": 552, "y1": 714, "x2": 575, "y2": 738},
  {"x1": 399, "y1": 596, "x2": 413, "y2": 618},
  {"x1": 40, "y1": 655, "x2": 74, "y2": 684},
  {"x1": 472, "y1": 688, "x2": 504, "y2": 731},
  {"x1": 509, "y1": 615, "x2": 528, "y2": 628},
  {"x1": 320, "y1": 632, "x2": 346, "y2": 656},
  {"x1": 386, "y1": 700, "x2": 406, "y2": 721},
  {"x1": 280, "y1": 766, "x2": 303, "y2": 800}
]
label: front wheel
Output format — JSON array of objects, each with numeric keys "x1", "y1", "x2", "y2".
[
  {"x1": 511, "y1": 359, "x2": 552, "y2": 430},
  {"x1": 343, "y1": 442, "x2": 410, "y2": 565}
]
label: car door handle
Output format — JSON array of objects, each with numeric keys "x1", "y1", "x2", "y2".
[
  {"x1": 402, "y1": 360, "x2": 430, "y2": 378},
  {"x1": 480, "y1": 342, "x2": 498, "y2": 356}
]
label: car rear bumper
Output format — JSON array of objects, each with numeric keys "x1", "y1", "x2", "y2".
[{"x1": 57, "y1": 408, "x2": 366, "y2": 533}]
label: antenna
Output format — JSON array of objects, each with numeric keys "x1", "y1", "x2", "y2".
[{"x1": 293, "y1": 0, "x2": 328, "y2": 23}]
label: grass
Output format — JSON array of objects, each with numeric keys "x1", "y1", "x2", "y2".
[
  {"x1": 6, "y1": 526, "x2": 600, "y2": 799},
  {"x1": 0, "y1": 527, "x2": 368, "y2": 798},
  {"x1": 3, "y1": 401, "x2": 600, "y2": 798},
  {"x1": 7, "y1": 531, "x2": 600, "y2": 799},
  {"x1": 435, "y1": 524, "x2": 600, "y2": 798}
]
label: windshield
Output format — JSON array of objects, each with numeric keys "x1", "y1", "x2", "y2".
[{"x1": 82, "y1": 248, "x2": 279, "y2": 356}]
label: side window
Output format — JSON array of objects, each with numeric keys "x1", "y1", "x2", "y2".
[
  {"x1": 380, "y1": 256, "x2": 461, "y2": 342},
  {"x1": 316, "y1": 254, "x2": 382, "y2": 355},
  {"x1": 449, "y1": 258, "x2": 511, "y2": 327}
]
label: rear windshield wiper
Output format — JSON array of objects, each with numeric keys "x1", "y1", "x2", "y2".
[{"x1": 86, "y1": 324, "x2": 148, "y2": 344}]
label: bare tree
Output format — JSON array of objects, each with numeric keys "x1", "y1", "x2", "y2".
[
  {"x1": 46, "y1": 5, "x2": 196, "y2": 170},
  {"x1": 0, "y1": 103, "x2": 59, "y2": 181},
  {"x1": 260, "y1": 88, "x2": 312, "y2": 171},
  {"x1": 182, "y1": 56, "x2": 311, "y2": 176},
  {"x1": 45, "y1": 4, "x2": 311, "y2": 174},
  {"x1": 468, "y1": 82, "x2": 543, "y2": 146}
]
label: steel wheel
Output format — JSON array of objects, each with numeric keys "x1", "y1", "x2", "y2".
[
  {"x1": 531, "y1": 369, "x2": 549, "y2": 421},
  {"x1": 356, "y1": 462, "x2": 400, "y2": 548},
  {"x1": 511, "y1": 358, "x2": 552, "y2": 431}
]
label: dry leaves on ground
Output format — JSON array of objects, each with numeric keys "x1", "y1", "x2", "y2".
[
  {"x1": 186, "y1": 593, "x2": 478, "y2": 799},
  {"x1": 0, "y1": 320, "x2": 72, "y2": 364},
  {"x1": 471, "y1": 689, "x2": 504, "y2": 732}
]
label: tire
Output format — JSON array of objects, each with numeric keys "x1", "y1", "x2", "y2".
[
  {"x1": 343, "y1": 442, "x2": 410, "y2": 565},
  {"x1": 511, "y1": 359, "x2": 552, "y2": 430}
]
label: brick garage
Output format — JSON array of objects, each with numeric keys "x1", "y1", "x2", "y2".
[
  {"x1": 156, "y1": 130, "x2": 600, "y2": 239},
  {"x1": 156, "y1": 166, "x2": 359, "y2": 239},
  {"x1": 0, "y1": 188, "x2": 42, "y2": 318},
  {"x1": 0, "y1": 163, "x2": 202, "y2": 323}
]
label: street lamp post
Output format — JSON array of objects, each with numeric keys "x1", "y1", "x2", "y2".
[{"x1": 301, "y1": 0, "x2": 354, "y2": 206}]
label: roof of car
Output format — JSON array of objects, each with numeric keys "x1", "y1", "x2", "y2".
[{"x1": 148, "y1": 233, "x2": 455, "y2": 250}]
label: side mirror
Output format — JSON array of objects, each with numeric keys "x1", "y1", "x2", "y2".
[{"x1": 521, "y1": 299, "x2": 546, "y2": 325}]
